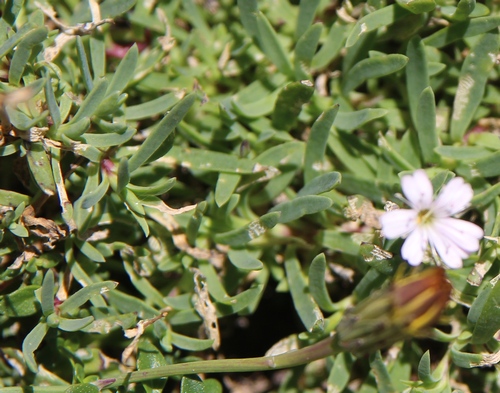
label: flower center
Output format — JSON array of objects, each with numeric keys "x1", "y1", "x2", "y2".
[{"x1": 417, "y1": 209, "x2": 435, "y2": 226}]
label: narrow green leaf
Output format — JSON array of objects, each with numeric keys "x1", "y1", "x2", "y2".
[
  {"x1": 214, "y1": 212, "x2": 280, "y2": 246},
  {"x1": 255, "y1": 11, "x2": 293, "y2": 76},
  {"x1": 406, "y1": 35, "x2": 429, "y2": 127},
  {"x1": 215, "y1": 172, "x2": 240, "y2": 207},
  {"x1": 295, "y1": 0, "x2": 320, "y2": 39},
  {"x1": 450, "y1": 345, "x2": 484, "y2": 368},
  {"x1": 435, "y1": 145, "x2": 492, "y2": 160},
  {"x1": 125, "y1": 92, "x2": 182, "y2": 120},
  {"x1": 58, "y1": 118, "x2": 91, "y2": 141},
  {"x1": 309, "y1": 253, "x2": 335, "y2": 312},
  {"x1": 76, "y1": 35, "x2": 93, "y2": 91},
  {"x1": 100, "y1": 0, "x2": 137, "y2": 19},
  {"x1": 59, "y1": 281, "x2": 117, "y2": 314},
  {"x1": 76, "y1": 240, "x2": 106, "y2": 263},
  {"x1": 272, "y1": 80, "x2": 314, "y2": 130},
  {"x1": 216, "y1": 277, "x2": 266, "y2": 315},
  {"x1": 58, "y1": 316, "x2": 94, "y2": 332},
  {"x1": 396, "y1": 0, "x2": 435, "y2": 14},
  {"x1": 116, "y1": 157, "x2": 130, "y2": 193},
  {"x1": 89, "y1": 35, "x2": 106, "y2": 79},
  {"x1": 8, "y1": 26, "x2": 47, "y2": 85},
  {"x1": 370, "y1": 351, "x2": 396, "y2": 393},
  {"x1": 80, "y1": 176, "x2": 109, "y2": 209},
  {"x1": 40, "y1": 269, "x2": 55, "y2": 317},
  {"x1": 127, "y1": 177, "x2": 176, "y2": 197},
  {"x1": 0, "y1": 22, "x2": 34, "y2": 59},
  {"x1": 285, "y1": 251, "x2": 324, "y2": 332},
  {"x1": 0, "y1": 189, "x2": 30, "y2": 206},
  {"x1": 128, "y1": 93, "x2": 196, "y2": 173},
  {"x1": 416, "y1": 86, "x2": 439, "y2": 163},
  {"x1": 423, "y1": 16, "x2": 500, "y2": 48},
  {"x1": 342, "y1": 54, "x2": 408, "y2": 94},
  {"x1": 443, "y1": 0, "x2": 476, "y2": 21},
  {"x1": 166, "y1": 146, "x2": 256, "y2": 174},
  {"x1": 22, "y1": 322, "x2": 49, "y2": 372},
  {"x1": 44, "y1": 74, "x2": 61, "y2": 129},
  {"x1": 72, "y1": 78, "x2": 109, "y2": 123},
  {"x1": 327, "y1": 352, "x2": 355, "y2": 392},
  {"x1": 298, "y1": 172, "x2": 341, "y2": 197},
  {"x1": 8, "y1": 222, "x2": 28, "y2": 237},
  {"x1": 418, "y1": 351, "x2": 439, "y2": 384},
  {"x1": 81, "y1": 127, "x2": 135, "y2": 148},
  {"x1": 317, "y1": 230, "x2": 361, "y2": 256},
  {"x1": 106, "y1": 44, "x2": 138, "y2": 95},
  {"x1": 3, "y1": 0, "x2": 24, "y2": 26},
  {"x1": 65, "y1": 384, "x2": 99, "y2": 393},
  {"x1": 469, "y1": 281, "x2": 500, "y2": 344},
  {"x1": 269, "y1": 195, "x2": 332, "y2": 224},
  {"x1": 171, "y1": 332, "x2": 214, "y2": 351},
  {"x1": 346, "y1": 5, "x2": 411, "y2": 47},
  {"x1": 122, "y1": 259, "x2": 165, "y2": 309},
  {"x1": 228, "y1": 249, "x2": 264, "y2": 270},
  {"x1": 0, "y1": 285, "x2": 39, "y2": 317},
  {"x1": 121, "y1": 188, "x2": 145, "y2": 215},
  {"x1": 181, "y1": 376, "x2": 205, "y2": 393},
  {"x1": 471, "y1": 182, "x2": 500, "y2": 208},
  {"x1": 335, "y1": 108, "x2": 388, "y2": 131},
  {"x1": 304, "y1": 105, "x2": 339, "y2": 183},
  {"x1": 137, "y1": 339, "x2": 168, "y2": 392},
  {"x1": 311, "y1": 22, "x2": 347, "y2": 70},
  {"x1": 378, "y1": 132, "x2": 416, "y2": 171},
  {"x1": 27, "y1": 142, "x2": 56, "y2": 196},
  {"x1": 294, "y1": 23, "x2": 322, "y2": 79},
  {"x1": 183, "y1": 0, "x2": 213, "y2": 41},
  {"x1": 450, "y1": 30, "x2": 498, "y2": 141},
  {"x1": 0, "y1": 140, "x2": 21, "y2": 156},
  {"x1": 231, "y1": 89, "x2": 280, "y2": 118},
  {"x1": 93, "y1": 92, "x2": 127, "y2": 117},
  {"x1": 186, "y1": 201, "x2": 207, "y2": 246},
  {"x1": 237, "y1": 0, "x2": 259, "y2": 38}
]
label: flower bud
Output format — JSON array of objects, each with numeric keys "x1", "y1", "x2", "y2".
[{"x1": 336, "y1": 268, "x2": 451, "y2": 356}]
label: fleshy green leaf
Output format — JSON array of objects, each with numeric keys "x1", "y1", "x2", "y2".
[
  {"x1": 269, "y1": 195, "x2": 332, "y2": 224},
  {"x1": 59, "y1": 281, "x2": 117, "y2": 314},
  {"x1": 214, "y1": 212, "x2": 280, "y2": 246},
  {"x1": 450, "y1": 30, "x2": 498, "y2": 141},
  {"x1": 423, "y1": 16, "x2": 500, "y2": 48},
  {"x1": 342, "y1": 54, "x2": 408, "y2": 94},
  {"x1": 22, "y1": 322, "x2": 49, "y2": 372},
  {"x1": 27, "y1": 142, "x2": 56, "y2": 196},
  {"x1": 227, "y1": 249, "x2": 264, "y2": 270},
  {"x1": 309, "y1": 253, "x2": 336, "y2": 312},
  {"x1": 128, "y1": 93, "x2": 196, "y2": 172},
  {"x1": 272, "y1": 80, "x2": 314, "y2": 130},
  {"x1": 285, "y1": 251, "x2": 324, "y2": 332},
  {"x1": 304, "y1": 105, "x2": 339, "y2": 182}
]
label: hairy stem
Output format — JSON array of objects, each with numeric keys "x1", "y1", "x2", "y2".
[{"x1": 97, "y1": 335, "x2": 339, "y2": 389}]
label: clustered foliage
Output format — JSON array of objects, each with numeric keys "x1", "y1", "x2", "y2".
[{"x1": 1, "y1": 0, "x2": 500, "y2": 392}]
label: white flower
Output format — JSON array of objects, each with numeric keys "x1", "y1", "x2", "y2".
[{"x1": 379, "y1": 170, "x2": 483, "y2": 269}]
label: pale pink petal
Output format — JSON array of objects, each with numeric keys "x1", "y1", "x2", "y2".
[
  {"x1": 432, "y1": 177, "x2": 473, "y2": 216},
  {"x1": 428, "y1": 228, "x2": 466, "y2": 269},
  {"x1": 434, "y1": 218, "x2": 483, "y2": 252},
  {"x1": 380, "y1": 209, "x2": 418, "y2": 239},
  {"x1": 401, "y1": 227, "x2": 427, "y2": 266},
  {"x1": 401, "y1": 170, "x2": 433, "y2": 210}
]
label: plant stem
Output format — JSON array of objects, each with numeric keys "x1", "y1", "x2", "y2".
[{"x1": 97, "y1": 335, "x2": 339, "y2": 389}]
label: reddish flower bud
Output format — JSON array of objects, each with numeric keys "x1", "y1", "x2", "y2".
[{"x1": 336, "y1": 268, "x2": 451, "y2": 356}]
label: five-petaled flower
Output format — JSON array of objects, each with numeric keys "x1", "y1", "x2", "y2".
[{"x1": 380, "y1": 170, "x2": 483, "y2": 269}]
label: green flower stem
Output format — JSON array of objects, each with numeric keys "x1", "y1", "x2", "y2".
[{"x1": 97, "y1": 335, "x2": 339, "y2": 389}]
